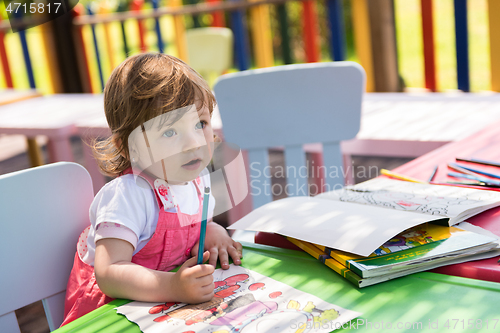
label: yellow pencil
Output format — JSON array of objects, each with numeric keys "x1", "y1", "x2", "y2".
[{"x1": 380, "y1": 169, "x2": 427, "y2": 184}]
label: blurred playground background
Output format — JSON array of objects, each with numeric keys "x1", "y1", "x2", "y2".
[{"x1": 0, "y1": 0, "x2": 497, "y2": 95}]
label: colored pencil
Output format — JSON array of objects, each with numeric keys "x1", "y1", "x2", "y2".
[
  {"x1": 456, "y1": 157, "x2": 500, "y2": 168},
  {"x1": 286, "y1": 237, "x2": 364, "y2": 287},
  {"x1": 445, "y1": 180, "x2": 483, "y2": 186},
  {"x1": 454, "y1": 164, "x2": 500, "y2": 180},
  {"x1": 380, "y1": 169, "x2": 426, "y2": 184},
  {"x1": 447, "y1": 163, "x2": 480, "y2": 177},
  {"x1": 428, "y1": 165, "x2": 438, "y2": 182},
  {"x1": 444, "y1": 181, "x2": 500, "y2": 189},
  {"x1": 197, "y1": 187, "x2": 211, "y2": 265},
  {"x1": 447, "y1": 172, "x2": 500, "y2": 186},
  {"x1": 449, "y1": 162, "x2": 500, "y2": 183}
]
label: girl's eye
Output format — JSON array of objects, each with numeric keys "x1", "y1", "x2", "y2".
[
  {"x1": 195, "y1": 121, "x2": 207, "y2": 130},
  {"x1": 163, "y1": 129, "x2": 176, "y2": 138}
]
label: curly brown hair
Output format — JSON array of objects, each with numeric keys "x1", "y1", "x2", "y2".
[{"x1": 93, "y1": 53, "x2": 216, "y2": 177}]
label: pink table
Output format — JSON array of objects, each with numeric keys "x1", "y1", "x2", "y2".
[
  {"x1": 0, "y1": 89, "x2": 44, "y2": 164},
  {"x1": 0, "y1": 94, "x2": 105, "y2": 192},
  {"x1": 0, "y1": 88, "x2": 41, "y2": 106},
  {"x1": 342, "y1": 92, "x2": 500, "y2": 161},
  {"x1": 257, "y1": 119, "x2": 500, "y2": 283},
  {"x1": 391, "y1": 119, "x2": 500, "y2": 283}
]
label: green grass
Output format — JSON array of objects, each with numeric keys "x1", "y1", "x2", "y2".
[
  {"x1": 0, "y1": 0, "x2": 494, "y2": 93},
  {"x1": 395, "y1": 0, "x2": 490, "y2": 91}
]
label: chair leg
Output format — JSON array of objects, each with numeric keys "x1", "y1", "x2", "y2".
[
  {"x1": 46, "y1": 137, "x2": 74, "y2": 163},
  {"x1": 343, "y1": 153, "x2": 355, "y2": 185},
  {"x1": 26, "y1": 137, "x2": 44, "y2": 167},
  {"x1": 226, "y1": 149, "x2": 253, "y2": 225},
  {"x1": 42, "y1": 291, "x2": 66, "y2": 331},
  {"x1": 0, "y1": 312, "x2": 21, "y2": 333},
  {"x1": 308, "y1": 152, "x2": 325, "y2": 194}
]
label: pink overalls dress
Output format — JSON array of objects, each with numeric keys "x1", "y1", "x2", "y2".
[{"x1": 61, "y1": 168, "x2": 203, "y2": 326}]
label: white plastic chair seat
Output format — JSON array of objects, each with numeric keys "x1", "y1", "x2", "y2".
[{"x1": 0, "y1": 162, "x2": 93, "y2": 331}]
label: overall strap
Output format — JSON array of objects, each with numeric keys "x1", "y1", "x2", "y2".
[
  {"x1": 121, "y1": 167, "x2": 204, "y2": 210},
  {"x1": 120, "y1": 167, "x2": 163, "y2": 209}
]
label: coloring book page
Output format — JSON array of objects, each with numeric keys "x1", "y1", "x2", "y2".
[
  {"x1": 116, "y1": 265, "x2": 361, "y2": 333},
  {"x1": 317, "y1": 178, "x2": 500, "y2": 220}
]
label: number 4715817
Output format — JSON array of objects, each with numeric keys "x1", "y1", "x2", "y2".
[
  {"x1": 443, "y1": 319, "x2": 498, "y2": 330},
  {"x1": 5, "y1": 2, "x2": 62, "y2": 14}
]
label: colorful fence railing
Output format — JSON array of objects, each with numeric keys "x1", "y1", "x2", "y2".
[{"x1": 1, "y1": 0, "x2": 500, "y2": 95}]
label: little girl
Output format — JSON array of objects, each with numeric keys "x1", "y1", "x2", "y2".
[{"x1": 62, "y1": 53, "x2": 242, "y2": 326}]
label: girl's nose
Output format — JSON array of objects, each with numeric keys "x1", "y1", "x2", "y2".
[{"x1": 182, "y1": 130, "x2": 206, "y2": 152}]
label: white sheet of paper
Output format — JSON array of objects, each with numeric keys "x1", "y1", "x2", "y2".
[
  {"x1": 116, "y1": 265, "x2": 361, "y2": 333},
  {"x1": 318, "y1": 178, "x2": 500, "y2": 224},
  {"x1": 228, "y1": 196, "x2": 445, "y2": 256}
]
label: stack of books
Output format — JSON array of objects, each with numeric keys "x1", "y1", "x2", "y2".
[
  {"x1": 229, "y1": 178, "x2": 500, "y2": 287},
  {"x1": 287, "y1": 222, "x2": 497, "y2": 288}
]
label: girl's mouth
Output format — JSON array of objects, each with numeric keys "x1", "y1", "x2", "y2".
[{"x1": 182, "y1": 158, "x2": 202, "y2": 171}]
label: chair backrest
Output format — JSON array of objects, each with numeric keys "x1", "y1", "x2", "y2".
[
  {"x1": 213, "y1": 62, "x2": 365, "y2": 210},
  {"x1": 186, "y1": 27, "x2": 234, "y2": 85},
  {"x1": 0, "y1": 162, "x2": 93, "y2": 331}
]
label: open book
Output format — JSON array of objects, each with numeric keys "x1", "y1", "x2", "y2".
[{"x1": 228, "y1": 178, "x2": 500, "y2": 256}]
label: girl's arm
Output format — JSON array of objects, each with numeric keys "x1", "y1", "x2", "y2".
[
  {"x1": 94, "y1": 238, "x2": 215, "y2": 303},
  {"x1": 191, "y1": 221, "x2": 243, "y2": 269}
]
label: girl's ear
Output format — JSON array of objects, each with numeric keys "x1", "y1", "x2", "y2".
[
  {"x1": 112, "y1": 135, "x2": 130, "y2": 159},
  {"x1": 111, "y1": 134, "x2": 121, "y2": 149},
  {"x1": 111, "y1": 135, "x2": 123, "y2": 154}
]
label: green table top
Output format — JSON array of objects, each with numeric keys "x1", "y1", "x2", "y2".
[{"x1": 56, "y1": 242, "x2": 500, "y2": 333}]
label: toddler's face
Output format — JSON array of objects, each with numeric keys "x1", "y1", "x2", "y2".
[{"x1": 128, "y1": 104, "x2": 214, "y2": 184}]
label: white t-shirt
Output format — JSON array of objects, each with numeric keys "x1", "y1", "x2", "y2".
[{"x1": 81, "y1": 169, "x2": 215, "y2": 266}]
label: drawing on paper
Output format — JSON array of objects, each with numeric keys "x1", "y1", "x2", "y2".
[
  {"x1": 327, "y1": 178, "x2": 500, "y2": 217},
  {"x1": 116, "y1": 265, "x2": 361, "y2": 333},
  {"x1": 373, "y1": 225, "x2": 435, "y2": 255}
]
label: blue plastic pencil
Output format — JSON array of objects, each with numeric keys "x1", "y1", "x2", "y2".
[{"x1": 197, "y1": 187, "x2": 210, "y2": 265}]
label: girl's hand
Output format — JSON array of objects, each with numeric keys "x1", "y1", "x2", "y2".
[
  {"x1": 172, "y1": 251, "x2": 215, "y2": 303},
  {"x1": 191, "y1": 222, "x2": 243, "y2": 270},
  {"x1": 96, "y1": 238, "x2": 214, "y2": 303}
]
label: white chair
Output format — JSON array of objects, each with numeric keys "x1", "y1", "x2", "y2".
[
  {"x1": 186, "y1": 27, "x2": 233, "y2": 86},
  {"x1": 0, "y1": 162, "x2": 93, "y2": 331},
  {"x1": 213, "y1": 62, "x2": 365, "y2": 244}
]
